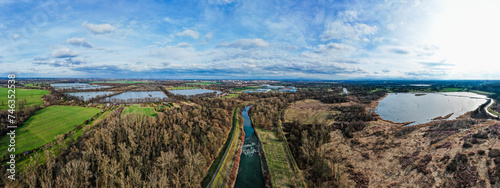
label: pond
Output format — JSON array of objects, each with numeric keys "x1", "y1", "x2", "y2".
[
  {"x1": 375, "y1": 92, "x2": 488, "y2": 125},
  {"x1": 65, "y1": 91, "x2": 115, "y2": 101},
  {"x1": 104, "y1": 91, "x2": 168, "y2": 102},
  {"x1": 169, "y1": 89, "x2": 221, "y2": 96},
  {"x1": 234, "y1": 106, "x2": 265, "y2": 188},
  {"x1": 51, "y1": 83, "x2": 110, "y2": 90}
]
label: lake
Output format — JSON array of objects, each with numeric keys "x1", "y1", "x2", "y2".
[
  {"x1": 375, "y1": 92, "x2": 488, "y2": 125},
  {"x1": 105, "y1": 91, "x2": 168, "y2": 102},
  {"x1": 51, "y1": 83, "x2": 110, "y2": 90},
  {"x1": 169, "y1": 89, "x2": 221, "y2": 96},
  {"x1": 65, "y1": 91, "x2": 115, "y2": 101}
]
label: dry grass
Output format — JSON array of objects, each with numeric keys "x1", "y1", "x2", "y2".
[
  {"x1": 287, "y1": 98, "x2": 500, "y2": 187},
  {"x1": 284, "y1": 99, "x2": 339, "y2": 125}
]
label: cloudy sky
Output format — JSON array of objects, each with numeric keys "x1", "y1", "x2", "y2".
[{"x1": 1, "y1": 0, "x2": 500, "y2": 79}]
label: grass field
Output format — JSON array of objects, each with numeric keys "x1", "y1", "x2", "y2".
[
  {"x1": 90, "y1": 81, "x2": 152, "y2": 84},
  {"x1": 285, "y1": 99, "x2": 338, "y2": 125},
  {"x1": 255, "y1": 126, "x2": 292, "y2": 187},
  {"x1": 439, "y1": 87, "x2": 465, "y2": 92},
  {"x1": 222, "y1": 93, "x2": 239, "y2": 98},
  {"x1": 186, "y1": 82, "x2": 221, "y2": 85},
  {"x1": 0, "y1": 88, "x2": 50, "y2": 110},
  {"x1": 167, "y1": 86, "x2": 198, "y2": 90},
  {"x1": 23, "y1": 84, "x2": 41, "y2": 88},
  {"x1": 122, "y1": 105, "x2": 157, "y2": 116},
  {"x1": 470, "y1": 90, "x2": 495, "y2": 96},
  {"x1": 0, "y1": 106, "x2": 100, "y2": 157}
]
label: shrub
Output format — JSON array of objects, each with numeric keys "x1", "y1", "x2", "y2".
[
  {"x1": 462, "y1": 142, "x2": 473, "y2": 149},
  {"x1": 478, "y1": 150, "x2": 486, "y2": 155},
  {"x1": 446, "y1": 153, "x2": 468, "y2": 173},
  {"x1": 489, "y1": 149, "x2": 500, "y2": 158}
]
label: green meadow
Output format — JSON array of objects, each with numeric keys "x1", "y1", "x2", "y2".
[
  {"x1": 0, "y1": 88, "x2": 50, "y2": 110},
  {"x1": 122, "y1": 105, "x2": 157, "y2": 116},
  {"x1": 0, "y1": 105, "x2": 100, "y2": 157}
]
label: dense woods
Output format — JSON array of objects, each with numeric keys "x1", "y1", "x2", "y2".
[{"x1": 2, "y1": 98, "x2": 239, "y2": 187}]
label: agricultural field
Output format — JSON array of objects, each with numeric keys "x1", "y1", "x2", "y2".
[
  {"x1": 186, "y1": 82, "x2": 221, "y2": 85},
  {"x1": 166, "y1": 86, "x2": 198, "y2": 90},
  {"x1": 439, "y1": 87, "x2": 465, "y2": 92},
  {"x1": 122, "y1": 105, "x2": 157, "y2": 116},
  {"x1": 0, "y1": 105, "x2": 100, "y2": 157},
  {"x1": 0, "y1": 88, "x2": 50, "y2": 110},
  {"x1": 90, "y1": 80, "x2": 153, "y2": 84}
]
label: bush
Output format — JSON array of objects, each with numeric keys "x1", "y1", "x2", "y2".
[
  {"x1": 462, "y1": 142, "x2": 473, "y2": 149},
  {"x1": 472, "y1": 132, "x2": 488, "y2": 139},
  {"x1": 446, "y1": 153, "x2": 468, "y2": 173},
  {"x1": 478, "y1": 150, "x2": 486, "y2": 155},
  {"x1": 489, "y1": 149, "x2": 500, "y2": 158}
]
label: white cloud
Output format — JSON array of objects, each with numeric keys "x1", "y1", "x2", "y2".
[
  {"x1": 12, "y1": 34, "x2": 20, "y2": 39},
  {"x1": 66, "y1": 38, "x2": 93, "y2": 48},
  {"x1": 387, "y1": 23, "x2": 396, "y2": 31},
  {"x1": 205, "y1": 33, "x2": 214, "y2": 40},
  {"x1": 176, "y1": 29, "x2": 200, "y2": 39},
  {"x1": 208, "y1": 0, "x2": 236, "y2": 5},
  {"x1": 82, "y1": 21, "x2": 116, "y2": 34},
  {"x1": 321, "y1": 20, "x2": 377, "y2": 41},
  {"x1": 33, "y1": 57, "x2": 86, "y2": 67},
  {"x1": 51, "y1": 48, "x2": 82, "y2": 58},
  {"x1": 314, "y1": 43, "x2": 355, "y2": 54},
  {"x1": 217, "y1": 38, "x2": 270, "y2": 49},
  {"x1": 176, "y1": 42, "x2": 192, "y2": 48}
]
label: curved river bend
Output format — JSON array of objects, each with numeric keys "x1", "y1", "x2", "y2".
[{"x1": 234, "y1": 106, "x2": 265, "y2": 188}]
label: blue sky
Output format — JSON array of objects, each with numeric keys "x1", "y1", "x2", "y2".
[{"x1": 1, "y1": 0, "x2": 500, "y2": 79}]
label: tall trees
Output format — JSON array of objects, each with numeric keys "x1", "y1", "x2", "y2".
[{"x1": 14, "y1": 97, "x2": 239, "y2": 187}]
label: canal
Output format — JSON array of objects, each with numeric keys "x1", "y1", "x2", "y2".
[{"x1": 234, "y1": 106, "x2": 265, "y2": 188}]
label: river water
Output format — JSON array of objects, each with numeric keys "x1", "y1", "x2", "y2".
[
  {"x1": 375, "y1": 92, "x2": 488, "y2": 125},
  {"x1": 234, "y1": 106, "x2": 265, "y2": 188}
]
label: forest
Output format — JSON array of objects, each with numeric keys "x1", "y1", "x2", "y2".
[{"x1": 1, "y1": 93, "x2": 239, "y2": 187}]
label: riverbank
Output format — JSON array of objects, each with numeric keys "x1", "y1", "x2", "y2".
[{"x1": 204, "y1": 105, "x2": 245, "y2": 188}]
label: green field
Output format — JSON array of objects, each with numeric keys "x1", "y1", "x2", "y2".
[
  {"x1": 167, "y1": 86, "x2": 198, "y2": 90},
  {"x1": 439, "y1": 87, "x2": 465, "y2": 92},
  {"x1": 90, "y1": 81, "x2": 152, "y2": 84},
  {"x1": 0, "y1": 88, "x2": 50, "y2": 110},
  {"x1": 0, "y1": 106, "x2": 100, "y2": 157},
  {"x1": 122, "y1": 105, "x2": 157, "y2": 116},
  {"x1": 255, "y1": 126, "x2": 292, "y2": 187},
  {"x1": 470, "y1": 90, "x2": 495, "y2": 95},
  {"x1": 23, "y1": 84, "x2": 41, "y2": 88},
  {"x1": 222, "y1": 93, "x2": 239, "y2": 98},
  {"x1": 186, "y1": 82, "x2": 221, "y2": 85}
]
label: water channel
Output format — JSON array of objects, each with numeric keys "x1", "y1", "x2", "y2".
[{"x1": 234, "y1": 106, "x2": 265, "y2": 188}]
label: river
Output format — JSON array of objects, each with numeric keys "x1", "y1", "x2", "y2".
[{"x1": 234, "y1": 106, "x2": 265, "y2": 188}]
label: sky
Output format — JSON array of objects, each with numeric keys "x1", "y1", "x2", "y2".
[{"x1": 1, "y1": 0, "x2": 500, "y2": 80}]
